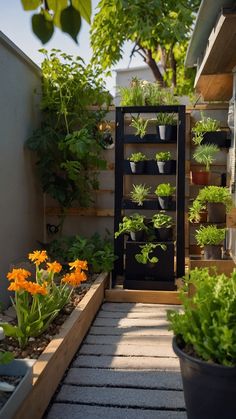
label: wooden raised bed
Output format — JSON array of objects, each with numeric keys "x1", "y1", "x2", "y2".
[{"x1": 14, "y1": 272, "x2": 109, "y2": 419}]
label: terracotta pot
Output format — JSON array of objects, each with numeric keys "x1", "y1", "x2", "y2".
[{"x1": 191, "y1": 171, "x2": 209, "y2": 185}]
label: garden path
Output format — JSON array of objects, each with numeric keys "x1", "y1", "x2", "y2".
[{"x1": 46, "y1": 302, "x2": 186, "y2": 418}]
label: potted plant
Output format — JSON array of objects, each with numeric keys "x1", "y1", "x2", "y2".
[
  {"x1": 114, "y1": 213, "x2": 147, "y2": 241},
  {"x1": 135, "y1": 242, "x2": 166, "y2": 267},
  {"x1": 191, "y1": 143, "x2": 219, "y2": 185},
  {"x1": 130, "y1": 184, "x2": 151, "y2": 206},
  {"x1": 127, "y1": 152, "x2": 148, "y2": 174},
  {"x1": 156, "y1": 113, "x2": 177, "y2": 141},
  {"x1": 155, "y1": 183, "x2": 176, "y2": 210},
  {"x1": 168, "y1": 267, "x2": 236, "y2": 419},
  {"x1": 192, "y1": 114, "x2": 227, "y2": 147},
  {"x1": 130, "y1": 116, "x2": 149, "y2": 139},
  {"x1": 152, "y1": 211, "x2": 173, "y2": 241},
  {"x1": 195, "y1": 225, "x2": 225, "y2": 260},
  {"x1": 189, "y1": 186, "x2": 233, "y2": 223},
  {"x1": 188, "y1": 199, "x2": 207, "y2": 224},
  {"x1": 155, "y1": 151, "x2": 172, "y2": 174}
]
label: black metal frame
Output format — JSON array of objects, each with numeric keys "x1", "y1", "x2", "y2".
[{"x1": 113, "y1": 105, "x2": 186, "y2": 287}]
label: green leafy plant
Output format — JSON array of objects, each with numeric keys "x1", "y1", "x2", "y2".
[
  {"x1": 195, "y1": 225, "x2": 226, "y2": 247},
  {"x1": 152, "y1": 212, "x2": 173, "y2": 228},
  {"x1": 115, "y1": 214, "x2": 147, "y2": 238},
  {"x1": 189, "y1": 186, "x2": 233, "y2": 222},
  {"x1": 167, "y1": 267, "x2": 236, "y2": 366},
  {"x1": 156, "y1": 113, "x2": 177, "y2": 125},
  {"x1": 127, "y1": 152, "x2": 147, "y2": 162},
  {"x1": 0, "y1": 250, "x2": 88, "y2": 348},
  {"x1": 155, "y1": 183, "x2": 176, "y2": 197},
  {"x1": 130, "y1": 116, "x2": 149, "y2": 138},
  {"x1": 155, "y1": 151, "x2": 171, "y2": 161},
  {"x1": 135, "y1": 243, "x2": 166, "y2": 264},
  {"x1": 130, "y1": 184, "x2": 151, "y2": 206},
  {"x1": 188, "y1": 199, "x2": 205, "y2": 223},
  {"x1": 0, "y1": 327, "x2": 14, "y2": 365},
  {"x1": 193, "y1": 144, "x2": 219, "y2": 171},
  {"x1": 192, "y1": 115, "x2": 221, "y2": 145}
]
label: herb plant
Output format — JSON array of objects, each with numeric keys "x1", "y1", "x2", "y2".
[
  {"x1": 155, "y1": 151, "x2": 171, "y2": 161},
  {"x1": 195, "y1": 225, "x2": 225, "y2": 247},
  {"x1": 155, "y1": 183, "x2": 176, "y2": 197},
  {"x1": 188, "y1": 200, "x2": 205, "y2": 223},
  {"x1": 130, "y1": 184, "x2": 151, "y2": 206},
  {"x1": 193, "y1": 144, "x2": 219, "y2": 171},
  {"x1": 192, "y1": 115, "x2": 220, "y2": 145},
  {"x1": 128, "y1": 152, "x2": 147, "y2": 162},
  {"x1": 152, "y1": 212, "x2": 173, "y2": 228},
  {"x1": 189, "y1": 186, "x2": 233, "y2": 222},
  {"x1": 135, "y1": 243, "x2": 166, "y2": 264},
  {"x1": 130, "y1": 116, "x2": 149, "y2": 139},
  {"x1": 168, "y1": 268, "x2": 236, "y2": 366},
  {"x1": 115, "y1": 214, "x2": 147, "y2": 238},
  {"x1": 156, "y1": 113, "x2": 177, "y2": 125}
]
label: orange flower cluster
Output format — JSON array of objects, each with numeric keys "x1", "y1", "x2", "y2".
[
  {"x1": 7, "y1": 268, "x2": 48, "y2": 296},
  {"x1": 62, "y1": 259, "x2": 88, "y2": 287},
  {"x1": 28, "y1": 250, "x2": 48, "y2": 266},
  {"x1": 46, "y1": 261, "x2": 62, "y2": 274}
]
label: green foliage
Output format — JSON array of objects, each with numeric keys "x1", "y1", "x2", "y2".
[
  {"x1": 188, "y1": 199, "x2": 205, "y2": 223},
  {"x1": 152, "y1": 211, "x2": 173, "y2": 228},
  {"x1": 195, "y1": 225, "x2": 226, "y2": 247},
  {"x1": 167, "y1": 268, "x2": 236, "y2": 366},
  {"x1": 189, "y1": 186, "x2": 233, "y2": 222},
  {"x1": 135, "y1": 242, "x2": 166, "y2": 264},
  {"x1": 115, "y1": 214, "x2": 147, "y2": 238},
  {"x1": 193, "y1": 144, "x2": 219, "y2": 171},
  {"x1": 26, "y1": 49, "x2": 111, "y2": 213},
  {"x1": 0, "y1": 350, "x2": 14, "y2": 365},
  {"x1": 155, "y1": 183, "x2": 175, "y2": 197},
  {"x1": 21, "y1": 0, "x2": 91, "y2": 44},
  {"x1": 130, "y1": 116, "x2": 149, "y2": 138},
  {"x1": 156, "y1": 113, "x2": 177, "y2": 125},
  {"x1": 192, "y1": 115, "x2": 221, "y2": 145},
  {"x1": 130, "y1": 184, "x2": 151, "y2": 206},
  {"x1": 127, "y1": 152, "x2": 147, "y2": 162},
  {"x1": 155, "y1": 151, "x2": 171, "y2": 161}
]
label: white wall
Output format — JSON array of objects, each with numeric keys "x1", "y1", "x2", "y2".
[{"x1": 0, "y1": 32, "x2": 43, "y2": 307}]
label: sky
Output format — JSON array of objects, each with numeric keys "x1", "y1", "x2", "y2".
[{"x1": 0, "y1": 0, "x2": 144, "y2": 94}]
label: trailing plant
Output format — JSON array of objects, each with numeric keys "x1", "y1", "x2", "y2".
[
  {"x1": 127, "y1": 152, "x2": 147, "y2": 162},
  {"x1": 130, "y1": 116, "x2": 149, "y2": 139},
  {"x1": 135, "y1": 243, "x2": 166, "y2": 264},
  {"x1": 26, "y1": 49, "x2": 112, "y2": 229},
  {"x1": 155, "y1": 183, "x2": 176, "y2": 197},
  {"x1": 195, "y1": 225, "x2": 226, "y2": 247},
  {"x1": 189, "y1": 186, "x2": 233, "y2": 222},
  {"x1": 188, "y1": 199, "x2": 205, "y2": 223},
  {"x1": 152, "y1": 212, "x2": 173, "y2": 228},
  {"x1": 155, "y1": 151, "x2": 171, "y2": 161},
  {"x1": 156, "y1": 113, "x2": 177, "y2": 125},
  {"x1": 0, "y1": 250, "x2": 88, "y2": 348},
  {"x1": 193, "y1": 143, "x2": 219, "y2": 171},
  {"x1": 192, "y1": 115, "x2": 221, "y2": 145},
  {"x1": 167, "y1": 267, "x2": 236, "y2": 366},
  {"x1": 115, "y1": 214, "x2": 147, "y2": 238},
  {"x1": 130, "y1": 184, "x2": 151, "y2": 206}
]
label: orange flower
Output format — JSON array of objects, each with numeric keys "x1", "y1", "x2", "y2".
[
  {"x1": 7, "y1": 268, "x2": 31, "y2": 282},
  {"x1": 46, "y1": 261, "x2": 62, "y2": 274},
  {"x1": 69, "y1": 260, "x2": 88, "y2": 271},
  {"x1": 8, "y1": 281, "x2": 24, "y2": 292},
  {"x1": 61, "y1": 269, "x2": 87, "y2": 287},
  {"x1": 28, "y1": 250, "x2": 48, "y2": 266}
]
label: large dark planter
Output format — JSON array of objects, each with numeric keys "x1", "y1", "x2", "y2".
[
  {"x1": 173, "y1": 337, "x2": 236, "y2": 419},
  {"x1": 156, "y1": 125, "x2": 177, "y2": 141},
  {"x1": 201, "y1": 131, "x2": 228, "y2": 147},
  {"x1": 207, "y1": 202, "x2": 226, "y2": 223},
  {"x1": 130, "y1": 230, "x2": 144, "y2": 241},
  {"x1": 204, "y1": 244, "x2": 222, "y2": 260},
  {"x1": 158, "y1": 195, "x2": 173, "y2": 210},
  {"x1": 191, "y1": 171, "x2": 209, "y2": 185},
  {"x1": 156, "y1": 160, "x2": 172, "y2": 174},
  {"x1": 129, "y1": 161, "x2": 146, "y2": 174},
  {"x1": 154, "y1": 227, "x2": 173, "y2": 242}
]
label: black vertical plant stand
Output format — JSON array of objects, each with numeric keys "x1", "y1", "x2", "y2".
[{"x1": 113, "y1": 105, "x2": 186, "y2": 289}]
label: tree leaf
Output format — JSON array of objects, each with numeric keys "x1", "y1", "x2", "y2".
[
  {"x1": 32, "y1": 13, "x2": 54, "y2": 44},
  {"x1": 60, "y1": 5, "x2": 81, "y2": 42},
  {"x1": 21, "y1": 0, "x2": 41, "y2": 10},
  {"x1": 72, "y1": 0, "x2": 91, "y2": 24},
  {"x1": 48, "y1": 0, "x2": 68, "y2": 28}
]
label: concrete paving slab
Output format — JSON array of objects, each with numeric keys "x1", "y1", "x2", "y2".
[
  {"x1": 73, "y1": 355, "x2": 180, "y2": 371},
  {"x1": 46, "y1": 403, "x2": 187, "y2": 419},
  {"x1": 101, "y1": 303, "x2": 181, "y2": 312},
  {"x1": 64, "y1": 367, "x2": 183, "y2": 389},
  {"x1": 79, "y1": 342, "x2": 175, "y2": 357},
  {"x1": 93, "y1": 317, "x2": 169, "y2": 327},
  {"x1": 56, "y1": 385, "x2": 185, "y2": 409},
  {"x1": 85, "y1": 334, "x2": 172, "y2": 346},
  {"x1": 97, "y1": 311, "x2": 169, "y2": 319},
  {"x1": 89, "y1": 325, "x2": 172, "y2": 336}
]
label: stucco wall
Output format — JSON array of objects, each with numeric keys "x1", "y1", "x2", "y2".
[{"x1": 0, "y1": 32, "x2": 43, "y2": 307}]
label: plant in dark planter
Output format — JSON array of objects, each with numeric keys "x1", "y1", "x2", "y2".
[
  {"x1": 156, "y1": 113, "x2": 177, "y2": 141},
  {"x1": 130, "y1": 116, "x2": 149, "y2": 139},
  {"x1": 188, "y1": 200, "x2": 207, "y2": 224},
  {"x1": 155, "y1": 183, "x2": 175, "y2": 210},
  {"x1": 192, "y1": 143, "x2": 219, "y2": 185},
  {"x1": 152, "y1": 211, "x2": 173, "y2": 241},
  {"x1": 127, "y1": 152, "x2": 148, "y2": 174},
  {"x1": 155, "y1": 151, "x2": 172, "y2": 174},
  {"x1": 189, "y1": 186, "x2": 233, "y2": 223},
  {"x1": 195, "y1": 225, "x2": 226, "y2": 260},
  {"x1": 192, "y1": 114, "x2": 227, "y2": 147},
  {"x1": 168, "y1": 268, "x2": 236, "y2": 419},
  {"x1": 135, "y1": 242, "x2": 166, "y2": 267},
  {"x1": 130, "y1": 183, "x2": 151, "y2": 206},
  {"x1": 114, "y1": 213, "x2": 148, "y2": 241}
]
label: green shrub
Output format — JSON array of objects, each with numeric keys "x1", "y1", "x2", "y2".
[
  {"x1": 155, "y1": 183, "x2": 176, "y2": 197},
  {"x1": 115, "y1": 214, "x2": 147, "y2": 238},
  {"x1": 193, "y1": 144, "x2": 219, "y2": 171},
  {"x1": 152, "y1": 212, "x2": 172, "y2": 228},
  {"x1": 130, "y1": 116, "x2": 149, "y2": 138},
  {"x1": 156, "y1": 113, "x2": 177, "y2": 125},
  {"x1": 155, "y1": 151, "x2": 171, "y2": 161},
  {"x1": 195, "y1": 225, "x2": 225, "y2": 247},
  {"x1": 130, "y1": 184, "x2": 151, "y2": 206},
  {"x1": 127, "y1": 152, "x2": 147, "y2": 162},
  {"x1": 189, "y1": 186, "x2": 233, "y2": 222}
]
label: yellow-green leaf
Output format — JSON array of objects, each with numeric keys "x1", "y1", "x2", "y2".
[
  {"x1": 32, "y1": 13, "x2": 54, "y2": 44},
  {"x1": 72, "y1": 0, "x2": 91, "y2": 24},
  {"x1": 49, "y1": 0, "x2": 68, "y2": 28},
  {"x1": 60, "y1": 5, "x2": 81, "y2": 43},
  {"x1": 21, "y1": 0, "x2": 41, "y2": 10}
]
